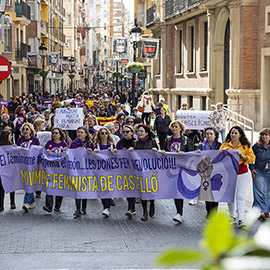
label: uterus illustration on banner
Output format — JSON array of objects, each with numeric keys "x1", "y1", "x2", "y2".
[{"x1": 0, "y1": 146, "x2": 239, "y2": 203}]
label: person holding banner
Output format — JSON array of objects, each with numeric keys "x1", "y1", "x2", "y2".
[
  {"x1": 43, "y1": 127, "x2": 68, "y2": 213},
  {"x1": 94, "y1": 127, "x2": 117, "y2": 217},
  {"x1": 70, "y1": 126, "x2": 93, "y2": 217},
  {"x1": 164, "y1": 120, "x2": 188, "y2": 223},
  {"x1": 116, "y1": 125, "x2": 137, "y2": 219},
  {"x1": 130, "y1": 124, "x2": 158, "y2": 221},
  {"x1": 197, "y1": 127, "x2": 222, "y2": 218},
  {"x1": 220, "y1": 126, "x2": 255, "y2": 228},
  {"x1": 0, "y1": 130, "x2": 16, "y2": 211},
  {"x1": 17, "y1": 123, "x2": 40, "y2": 212}
]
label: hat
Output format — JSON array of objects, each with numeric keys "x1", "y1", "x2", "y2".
[{"x1": 157, "y1": 102, "x2": 163, "y2": 107}]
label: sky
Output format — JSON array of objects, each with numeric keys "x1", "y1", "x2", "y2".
[{"x1": 123, "y1": 0, "x2": 134, "y2": 20}]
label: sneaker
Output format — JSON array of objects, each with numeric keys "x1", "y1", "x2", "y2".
[
  {"x1": 189, "y1": 200, "x2": 197, "y2": 205},
  {"x1": 135, "y1": 197, "x2": 141, "y2": 204},
  {"x1": 29, "y1": 202, "x2": 35, "y2": 209},
  {"x1": 125, "y1": 210, "x2": 134, "y2": 219},
  {"x1": 10, "y1": 204, "x2": 16, "y2": 210},
  {"x1": 73, "y1": 210, "x2": 82, "y2": 217},
  {"x1": 102, "y1": 208, "x2": 110, "y2": 217},
  {"x1": 238, "y1": 220, "x2": 246, "y2": 229},
  {"x1": 54, "y1": 207, "x2": 60, "y2": 212},
  {"x1": 43, "y1": 206, "x2": 52, "y2": 213},
  {"x1": 173, "y1": 213, "x2": 183, "y2": 223},
  {"x1": 22, "y1": 204, "x2": 29, "y2": 212},
  {"x1": 230, "y1": 217, "x2": 237, "y2": 224},
  {"x1": 258, "y1": 214, "x2": 266, "y2": 222}
]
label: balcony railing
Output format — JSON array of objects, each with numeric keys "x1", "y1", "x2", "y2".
[
  {"x1": 146, "y1": 6, "x2": 155, "y2": 25},
  {"x1": 165, "y1": 0, "x2": 201, "y2": 19},
  {"x1": 15, "y1": 1, "x2": 31, "y2": 20},
  {"x1": 15, "y1": 42, "x2": 31, "y2": 60}
]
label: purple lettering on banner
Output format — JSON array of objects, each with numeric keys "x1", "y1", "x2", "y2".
[
  {"x1": 43, "y1": 98, "x2": 53, "y2": 105},
  {"x1": 0, "y1": 146, "x2": 239, "y2": 202},
  {"x1": 73, "y1": 100, "x2": 82, "y2": 106},
  {"x1": 0, "y1": 100, "x2": 8, "y2": 106}
]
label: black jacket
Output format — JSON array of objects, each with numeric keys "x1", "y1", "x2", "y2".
[
  {"x1": 154, "y1": 115, "x2": 171, "y2": 133},
  {"x1": 134, "y1": 138, "x2": 158, "y2": 150}
]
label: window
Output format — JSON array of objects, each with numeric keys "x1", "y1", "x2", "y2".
[
  {"x1": 178, "y1": 95, "x2": 182, "y2": 109},
  {"x1": 203, "y1": 21, "x2": 208, "y2": 71},
  {"x1": 179, "y1": 30, "x2": 182, "y2": 73},
  {"x1": 6, "y1": 0, "x2": 12, "y2": 5},
  {"x1": 65, "y1": 37, "x2": 71, "y2": 48},
  {"x1": 4, "y1": 26, "x2": 12, "y2": 52},
  {"x1": 175, "y1": 25, "x2": 183, "y2": 74},
  {"x1": 201, "y1": 96, "x2": 207, "y2": 110},
  {"x1": 188, "y1": 96, "x2": 193, "y2": 108},
  {"x1": 186, "y1": 20, "x2": 195, "y2": 73},
  {"x1": 157, "y1": 37, "x2": 161, "y2": 75},
  {"x1": 265, "y1": 6, "x2": 270, "y2": 33}
]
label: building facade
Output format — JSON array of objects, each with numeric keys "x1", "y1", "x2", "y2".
[{"x1": 135, "y1": 0, "x2": 270, "y2": 130}]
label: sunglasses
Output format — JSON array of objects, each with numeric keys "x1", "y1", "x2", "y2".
[
  {"x1": 22, "y1": 128, "x2": 29, "y2": 131},
  {"x1": 100, "y1": 132, "x2": 108, "y2": 135},
  {"x1": 52, "y1": 132, "x2": 59, "y2": 135},
  {"x1": 123, "y1": 130, "x2": 131, "y2": 134},
  {"x1": 137, "y1": 130, "x2": 145, "y2": 133},
  {"x1": 127, "y1": 121, "x2": 134, "y2": 124}
]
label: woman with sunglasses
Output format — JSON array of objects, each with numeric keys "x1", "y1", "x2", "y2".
[
  {"x1": 17, "y1": 123, "x2": 40, "y2": 212},
  {"x1": 197, "y1": 127, "x2": 222, "y2": 219},
  {"x1": 70, "y1": 126, "x2": 93, "y2": 217},
  {"x1": 94, "y1": 127, "x2": 116, "y2": 217},
  {"x1": 162, "y1": 120, "x2": 188, "y2": 223},
  {"x1": 116, "y1": 125, "x2": 137, "y2": 219},
  {"x1": 0, "y1": 130, "x2": 16, "y2": 211},
  {"x1": 220, "y1": 126, "x2": 255, "y2": 228},
  {"x1": 129, "y1": 124, "x2": 158, "y2": 221},
  {"x1": 43, "y1": 127, "x2": 68, "y2": 213}
]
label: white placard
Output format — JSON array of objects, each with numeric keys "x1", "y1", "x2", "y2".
[
  {"x1": 37, "y1": 131, "x2": 52, "y2": 147},
  {"x1": 54, "y1": 108, "x2": 83, "y2": 130},
  {"x1": 175, "y1": 110, "x2": 211, "y2": 130}
]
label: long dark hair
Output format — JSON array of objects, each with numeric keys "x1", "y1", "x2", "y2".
[
  {"x1": 225, "y1": 126, "x2": 250, "y2": 148},
  {"x1": 0, "y1": 130, "x2": 12, "y2": 146}
]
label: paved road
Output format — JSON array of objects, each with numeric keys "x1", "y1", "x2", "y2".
[{"x1": 0, "y1": 186, "x2": 256, "y2": 270}]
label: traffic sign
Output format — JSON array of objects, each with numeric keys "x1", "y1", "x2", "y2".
[
  {"x1": 138, "y1": 69, "x2": 146, "y2": 79},
  {"x1": 0, "y1": 56, "x2": 11, "y2": 81}
]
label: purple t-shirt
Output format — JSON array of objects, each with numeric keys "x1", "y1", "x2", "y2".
[
  {"x1": 45, "y1": 140, "x2": 68, "y2": 154},
  {"x1": 170, "y1": 137, "x2": 181, "y2": 152},
  {"x1": 95, "y1": 142, "x2": 115, "y2": 150},
  {"x1": 15, "y1": 114, "x2": 27, "y2": 130},
  {"x1": 17, "y1": 136, "x2": 40, "y2": 148},
  {"x1": 70, "y1": 139, "x2": 93, "y2": 149}
]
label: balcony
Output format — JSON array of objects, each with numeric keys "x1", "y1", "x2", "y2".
[
  {"x1": 165, "y1": 0, "x2": 201, "y2": 20},
  {"x1": 15, "y1": 1, "x2": 31, "y2": 21},
  {"x1": 146, "y1": 6, "x2": 155, "y2": 25},
  {"x1": 15, "y1": 42, "x2": 31, "y2": 60},
  {"x1": 40, "y1": 20, "x2": 48, "y2": 36}
]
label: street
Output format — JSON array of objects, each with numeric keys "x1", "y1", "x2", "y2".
[{"x1": 0, "y1": 185, "x2": 256, "y2": 270}]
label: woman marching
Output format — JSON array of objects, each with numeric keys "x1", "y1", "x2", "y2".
[
  {"x1": 43, "y1": 127, "x2": 68, "y2": 213},
  {"x1": 94, "y1": 127, "x2": 117, "y2": 217},
  {"x1": 0, "y1": 130, "x2": 16, "y2": 211},
  {"x1": 129, "y1": 124, "x2": 158, "y2": 221},
  {"x1": 197, "y1": 127, "x2": 222, "y2": 218},
  {"x1": 70, "y1": 126, "x2": 93, "y2": 217},
  {"x1": 116, "y1": 125, "x2": 136, "y2": 219},
  {"x1": 249, "y1": 128, "x2": 270, "y2": 221},
  {"x1": 17, "y1": 123, "x2": 40, "y2": 212},
  {"x1": 220, "y1": 126, "x2": 255, "y2": 228}
]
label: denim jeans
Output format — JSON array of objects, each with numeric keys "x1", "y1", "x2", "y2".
[
  {"x1": 219, "y1": 129, "x2": 226, "y2": 142},
  {"x1": 24, "y1": 192, "x2": 35, "y2": 204},
  {"x1": 253, "y1": 170, "x2": 270, "y2": 213}
]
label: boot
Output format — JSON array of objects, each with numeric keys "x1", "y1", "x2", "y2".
[
  {"x1": 141, "y1": 210, "x2": 148, "y2": 221},
  {"x1": 149, "y1": 202, "x2": 155, "y2": 217}
]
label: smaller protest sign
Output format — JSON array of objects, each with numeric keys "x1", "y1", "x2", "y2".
[
  {"x1": 73, "y1": 100, "x2": 82, "y2": 106},
  {"x1": 175, "y1": 110, "x2": 211, "y2": 130},
  {"x1": 54, "y1": 108, "x2": 83, "y2": 130},
  {"x1": 37, "y1": 131, "x2": 52, "y2": 147},
  {"x1": 0, "y1": 100, "x2": 8, "y2": 106},
  {"x1": 43, "y1": 99, "x2": 53, "y2": 105}
]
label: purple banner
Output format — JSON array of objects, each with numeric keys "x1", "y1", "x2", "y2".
[
  {"x1": 73, "y1": 100, "x2": 82, "y2": 106},
  {"x1": 43, "y1": 98, "x2": 53, "y2": 105},
  {"x1": 0, "y1": 146, "x2": 239, "y2": 202},
  {"x1": 0, "y1": 100, "x2": 8, "y2": 106}
]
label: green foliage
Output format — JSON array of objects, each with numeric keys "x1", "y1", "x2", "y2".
[
  {"x1": 156, "y1": 210, "x2": 270, "y2": 269},
  {"x1": 68, "y1": 74, "x2": 75, "y2": 80},
  {"x1": 112, "y1": 72, "x2": 122, "y2": 78},
  {"x1": 38, "y1": 69, "x2": 49, "y2": 77}
]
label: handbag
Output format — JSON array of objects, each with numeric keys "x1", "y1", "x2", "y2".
[{"x1": 138, "y1": 104, "x2": 145, "y2": 113}]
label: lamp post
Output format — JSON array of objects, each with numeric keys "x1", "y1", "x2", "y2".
[
  {"x1": 130, "y1": 18, "x2": 142, "y2": 109},
  {"x1": 69, "y1": 56, "x2": 75, "y2": 93},
  {"x1": 39, "y1": 42, "x2": 47, "y2": 98},
  {"x1": 84, "y1": 62, "x2": 88, "y2": 89}
]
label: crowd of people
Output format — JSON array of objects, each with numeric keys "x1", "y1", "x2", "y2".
[{"x1": 0, "y1": 89, "x2": 269, "y2": 228}]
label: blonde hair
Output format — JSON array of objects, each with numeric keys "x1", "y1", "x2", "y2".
[
  {"x1": 258, "y1": 128, "x2": 270, "y2": 146},
  {"x1": 33, "y1": 119, "x2": 45, "y2": 132},
  {"x1": 20, "y1": 123, "x2": 35, "y2": 137},
  {"x1": 94, "y1": 127, "x2": 114, "y2": 146},
  {"x1": 169, "y1": 120, "x2": 185, "y2": 135},
  {"x1": 87, "y1": 115, "x2": 98, "y2": 125}
]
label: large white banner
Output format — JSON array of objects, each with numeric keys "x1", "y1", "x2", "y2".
[
  {"x1": 54, "y1": 108, "x2": 83, "y2": 130},
  {"x1": 175, "y1": 110, "x2": 211, "y2": 130}
]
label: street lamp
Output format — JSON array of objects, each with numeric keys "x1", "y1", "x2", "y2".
[
  {"x1": 130, "y1": 18, "x2": 142, "y2": 109},
  {"x1": 84, "y1": 62, "x2": 88, "y2": 89},
  {"x1": 69, "y1": 56, "x2": 75, "y2": 92},
  {"x1": 39, "y1": 42, "x2": 47, "y2": 97}
]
